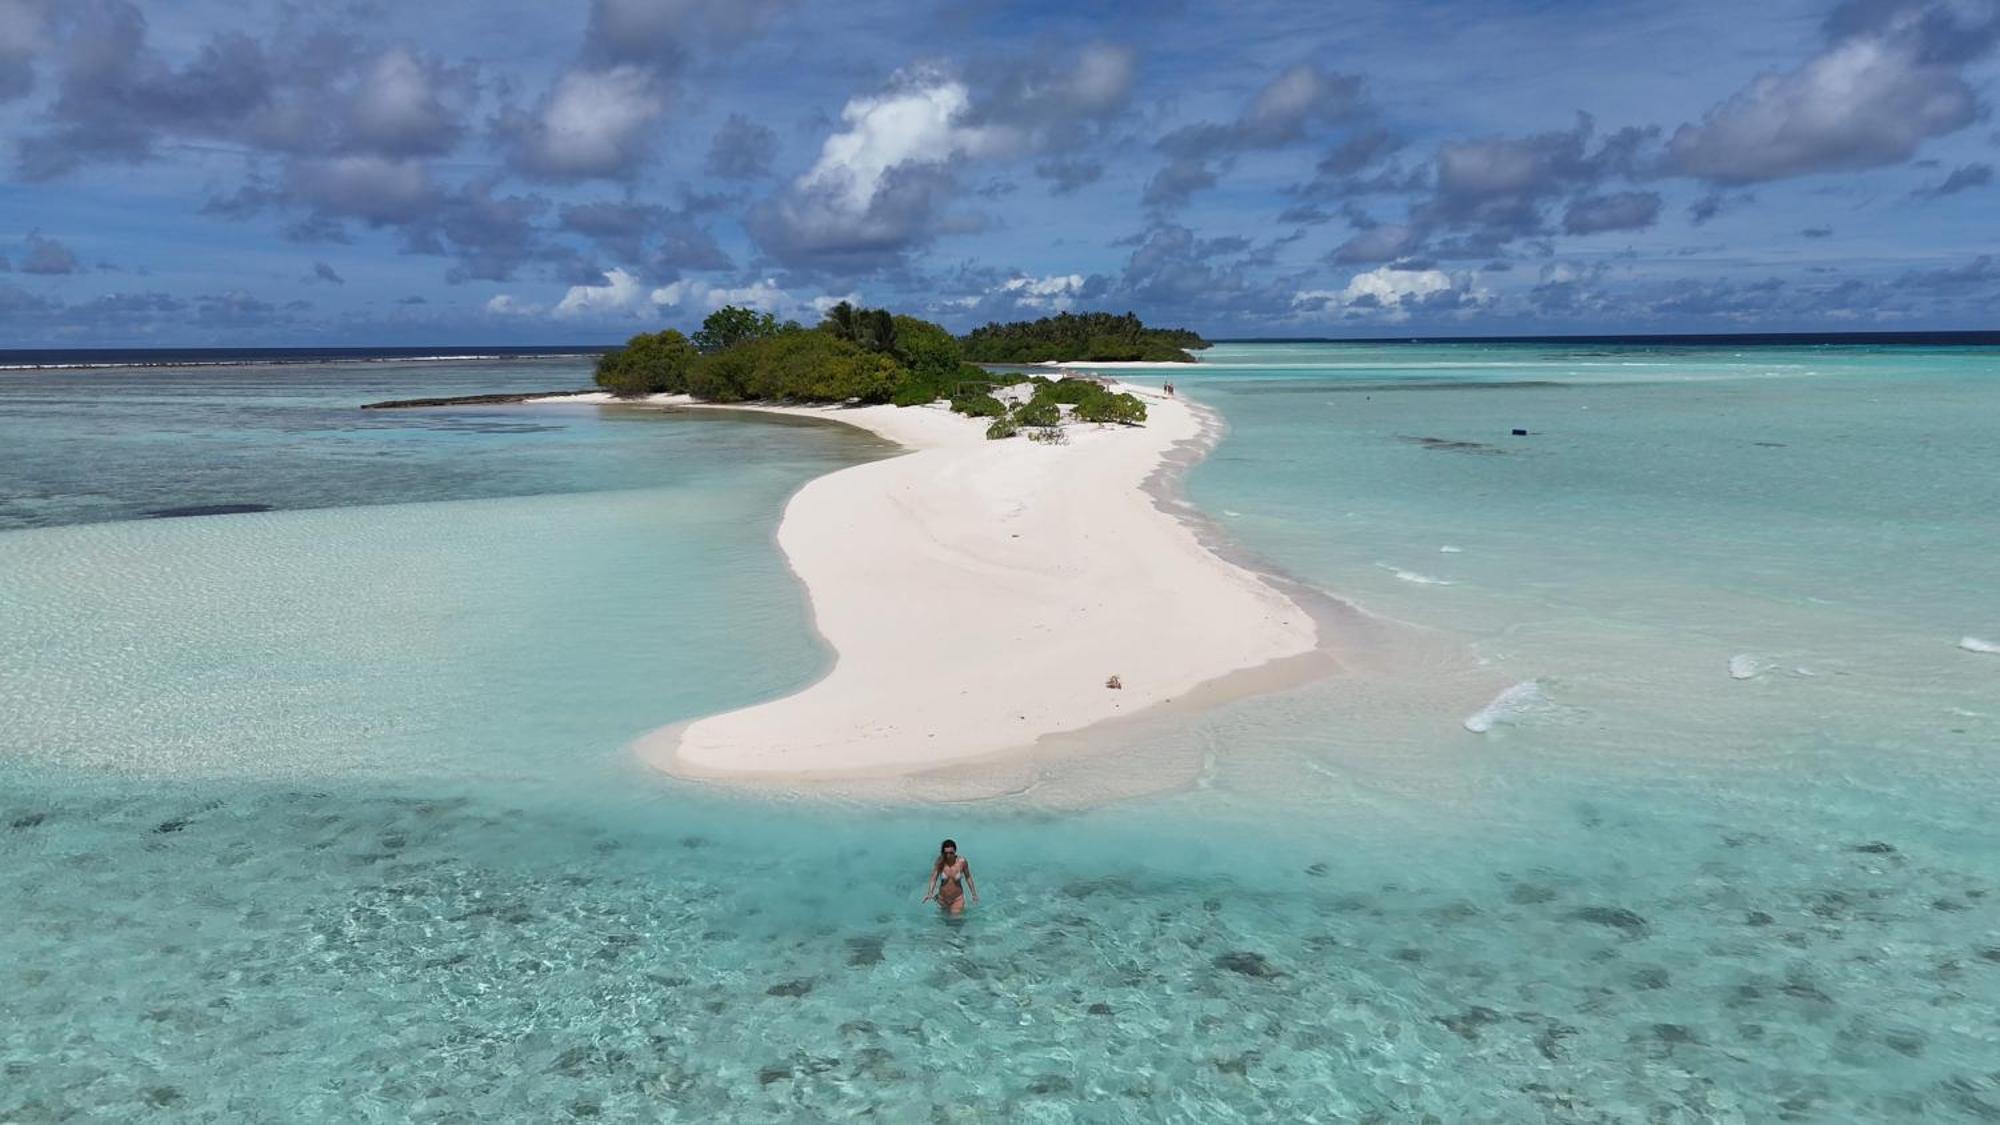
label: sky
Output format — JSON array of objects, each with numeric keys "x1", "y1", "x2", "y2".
[{"x1": 0, "y1": 0, "x2": 1997, "y2": 346}]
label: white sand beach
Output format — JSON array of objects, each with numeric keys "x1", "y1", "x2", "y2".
[{"x1": 539, "y1": 386, "x2": 1323, "y2": 784}]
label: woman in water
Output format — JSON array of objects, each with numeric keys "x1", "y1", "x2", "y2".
[{"x1": 921, "y1": 838, "x2": 978, "y2": 915}]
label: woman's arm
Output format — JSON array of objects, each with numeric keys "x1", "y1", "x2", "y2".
[
  {"x1": 964, "y1": 862, "x2": 978, "y2": 903},
  {"x1": 920, "y1": 867, "x2": 939, "y2": 902}
]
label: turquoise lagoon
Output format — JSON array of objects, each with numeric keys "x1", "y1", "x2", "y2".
[{"x1": 2, "y1": 347, "x2": 1997, "y2": 1121}]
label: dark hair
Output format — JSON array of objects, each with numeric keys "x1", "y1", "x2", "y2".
[{"x1": 933, "y1": 839, "x2": 958, "y2": 874}]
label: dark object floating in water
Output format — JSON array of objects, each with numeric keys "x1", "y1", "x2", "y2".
[
  {"x1": 361, "y1": 389, "x2": 593, "y2": 409},
  {"x1": 1087, "y1": 1002, "x2": 1114, "y2": 1015},
  {"x1": 144, "y1": 503, "x2": 273, "y2": 519},
  {"x1": 1435, "y1": 1005, "x2": 1502, "y2": 1040},
  {"x1": 1651, "y1": 1023, "x2": 1702, "y2": 1045},
  {"x1": 766, "y1": 978, "x2": 815, "y2": 997},
  {"x1": 1755, "y1": 441, "x2": 1788, "y2": 448},
  {"x1": 1566, "y1": 905, "x2": 1649, "y2": 935},
  {"x1": 1848, "y1": 841, "x2": 1898, "y2": 855},
  {"x1": 1213, "y1": 951, "x2": 1284, "y2": 978},
  {"x1": 1398, "y1": 434, "x2": 1503, "y2": 455},
  {"x1": 9, "y1": 812, "x2": 47, "y2": 829},
  {"x1": 1511, "y1": 428, "x2": 1529, "y2": 436},
  {"x1": 846, "y1": 936, "x2": 886, "y2": 967},
  {"x1": 155, "y1": 817, "x2": 190, "y2": 834}
]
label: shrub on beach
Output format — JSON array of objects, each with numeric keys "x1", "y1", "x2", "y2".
[
  {"x1": 950, "y1": 392, "x2": 1007, "y2": 418},
  {"x1": 595, "y1": 329, "x2": 699, "y2": 397},
  {"x1": 985, "y1": 416, "x2": 1020, "y2": 440},
  {"x1": 1071, "y1": 390, "x2": 1148, "y2": 426},
  {"x1": 1014, "y1": 399, "x2": 1061, "y2": 428}
]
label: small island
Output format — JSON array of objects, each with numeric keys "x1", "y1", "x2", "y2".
[
  {"x1": 542, "y1": 306, "x2": 1322, "y2": 792},
  {"x1": 592, "y1": 302, "x2": 1158, "y2": 438},
  {"x1": 960, "y1": 310, "x2": 1209, "y2": 364}
]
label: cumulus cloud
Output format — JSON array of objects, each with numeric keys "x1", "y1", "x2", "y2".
[
  {"x1": 1334, "y1": 115, "x2": 1658, "y2": 260},
  {"x1": 492, "y1": 269, "x2": 838, "y2": 323},
  {"x1": 966, "y1": 42, "x2": 1136, "y2": 192},
  {"x1": 15, "y1": 5, "x2": 479, "y2": 180},
  {"x1": 1914, "y1": 161, "x2": 1993, "y2": 196},
  {"x1": 501, "y1": 0, "x2": 794, "y2": 183},
  {"x1": 992, "y1": 273, "x2": 1087, "y2": 311},
  {"x1": 583, "y1": 0, "x2": 795, "y2": 65},
  {"x1": 749, "y1": 68, "x2": 1007, "y2": 270},
  {"x1": 20, "y1": 231, "x2": 80, "y2": 274},
  {"x1": 1896, "y1": 253, "x2": 2000, "y2": 288},
  {"x1": 1147, "y1": 63, "x2": 1366, "y2": 208},
  {"x1": 558, "y1": 200, "x2": 667, "y2": 261},
  {"x1": 1329, "y1": 222, "x2": 1417, "y2": 263},
  {"x1": 1687, "y1": 190, "x2": 1755, "y2": 225},
  {"x1": 1561, "y1": 191, "x2": 1662, "y2": 235},
  {"x1": 1293, "y1": 265, "x2": 1489, "y2": 322},
  {"x1": 500, "y1": 65, "x2": 664, "y2": 181},
  {"x1": 1668, "y1": 0, "x2": 2000, "y2": 183},
  {"x1": 342, "y1": 47, "x2": 476, "y2": 158},
  {"x1": 650, "y1": 276, "x2": 793, "y2": 314},
  {"x1": 552, "y1": 266, "x2": 650, "y2": 318},
  {"x1": 0, "y1": 0, "x2": 47, "y2": 102}
]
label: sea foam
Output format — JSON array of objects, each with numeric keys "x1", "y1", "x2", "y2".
[
  {"x1": 1464, "y1": 681, "x2": 1546, "y2": 733},
  {"x1": 1378, "y1": 563, "x2": 1455, "y2": 585},
  {"x1": 1729, "y1": 654, "x2": 1764, "y2": 680},
  {"x1": 1961, "y1": 636, "x2": 2000, "y2": 655}
]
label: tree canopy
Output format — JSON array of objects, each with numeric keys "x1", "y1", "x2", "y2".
[
  {"x1": 595, "y1": 303, "x2": 991, "y2": 407},
  {"x1": 691, "y1": 306, "x2": 792, "y2": 354},
  {"x1": 592, "y1": 329, "x2": 699, "y2": 397},
  {"x1": 958, "y1": 311, "x2": 1208, "y2": 364},
  {"x1": 591, "y1": 304, "x2": 1174, "y2": 432}
]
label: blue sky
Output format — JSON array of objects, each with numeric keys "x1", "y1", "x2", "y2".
[{"x1": 1, "y1": 0, "x2": 1997, "y2": 345}]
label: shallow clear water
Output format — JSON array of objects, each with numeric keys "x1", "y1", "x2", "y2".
[{"x1": 4, "y1": 348, "x2": 1999, "y2": 1121}]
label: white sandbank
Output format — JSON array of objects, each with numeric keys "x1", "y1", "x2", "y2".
[{"x1": 547, "y1": 385, "x2": 1322, "y2": 785}]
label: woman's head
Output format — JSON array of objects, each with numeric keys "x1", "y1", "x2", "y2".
[{"x1": 939, "y1": 838, "x2": 957, "y2": 859}]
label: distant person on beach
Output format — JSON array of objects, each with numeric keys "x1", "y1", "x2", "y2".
[
  {"x1": 921, "y1": 838, "x2": 977, "y2": 915},
  {"x1": 1165, "y1": 382, "x2": 1175, "y2": 396}
]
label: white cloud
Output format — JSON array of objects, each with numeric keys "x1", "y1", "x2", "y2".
[
  {"x1": 509, "y1": 66, "x2": 665, "y2": 179},
  {"x1": 285, "y1": 156, "x2": 437, "y2": 224},
  {"x1": 998, "y1": 273, "x2": 1085, "y2": 311},
  {"x1": 1669, "y1": 37, "x2": 1977, "y2": 183},
  {"x1": 553, "y1": 267, "x2": 650, "y2": 318},
  {"x1": 751, "y1": 68, "x2": 1008, "y2": 264},
  {"x1": 798, "y1": 72, "x2": 1003, "y2": 214},
  {"x1": 650, "y1": 276, "x2": 789, "y2": 313},
  {"x1": 1294, "y1": 266, "x2": 1489, "y2": 322},
  {"x1": 485, "y1": 293, "x2": 542, "y2": 316},
  {"x1": 343, "y1": 48, "x2": 468, "y2": 156}
]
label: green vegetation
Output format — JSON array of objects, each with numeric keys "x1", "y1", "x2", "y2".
[
  {"x1": 686, "y1": 330, "x2": 903, "y2": 403},
  {"x1": 592, "y1": 329, "x2": 699, "y2": 397},
  {"x1": 1014, "y1": 399, "x2": 1061, "y2": 428},
  {"x1": 596, "y1": 301, "x2": 989, "y2": 406},
  {"x1": 959, "y1": 311, "x2": 1208, "y2": 364},
  {"x1": 980, "y1": 377, "x2": 1148, "y2": 441},
  {"x1": 591, "y1": 304, "x2": 1164, "y2": 438},
  {"x1": 948, "y1": 391, "x2": 1007, "y2": 418},
  {"x1": 691, "y1": 306, "x2": 793, "y2": 353}
]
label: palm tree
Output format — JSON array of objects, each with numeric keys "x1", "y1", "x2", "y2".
[{"x1": 822, "y1": 301, "x2": 859, "y2": 342}]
